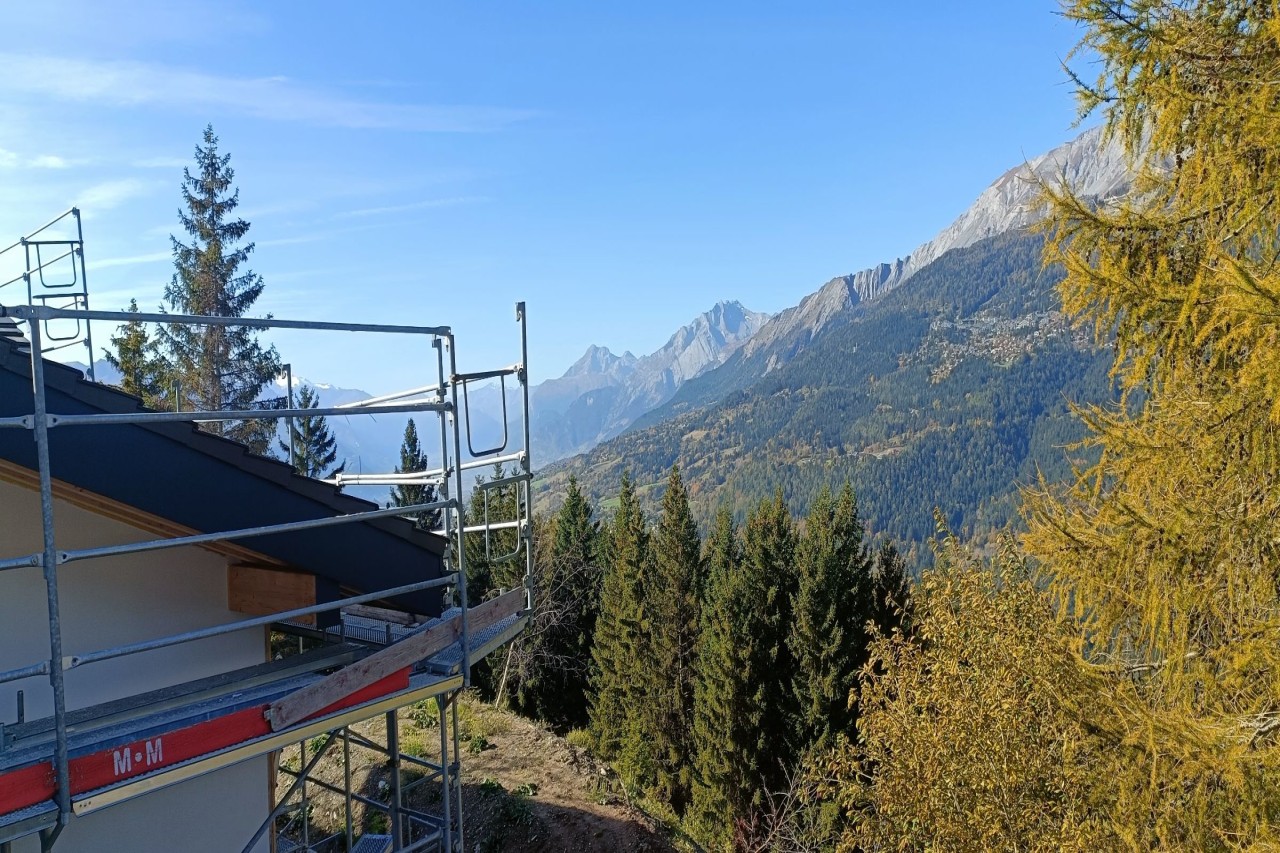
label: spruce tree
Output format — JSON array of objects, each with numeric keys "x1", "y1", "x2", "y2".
[
  {"x1": 587, "y1": 471, "x2": 651, "y2": 787},
  {"x1": 691, "y1": 507, "x2": 757, "y2": 849},
  {"x1": 870, "y1": 539, "x2": 911, "y2": 634},
  {"x1": 389, "y1": 418, "x2": 438, "y2": 531},
  {"x1": 511, "y1": 476, "x2": 601, "y2": 728},
  {"x1": 737, "y1": 490, "x2": 798, "y2": 804},
  {"x1": 789, "y1": 483, "x2": 872, "y2": 751},
  {"x1": 278, "y1": 384, "x2": 343, "y2": 479},
  {"x1": 103, "y1": 298, "x2": 164, "y2": 408},
  {"x1": 155, "y1": 124, "x2": 281, "y2": 453},
  {"x1": 640, "y1": 465, "x2": 703, "y2": 813}
]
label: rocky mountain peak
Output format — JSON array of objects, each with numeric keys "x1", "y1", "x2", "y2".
[
  {"x1": 741, "y1": 125, "x2": 1132, "y2": 372},
  {"x1": 564, "y1": 344, "x2": 637, "y2": 379}
]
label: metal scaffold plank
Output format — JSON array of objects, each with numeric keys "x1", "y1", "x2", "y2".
[{"x1": 267, "y1": 588, "x2": 526, "y2": 732}]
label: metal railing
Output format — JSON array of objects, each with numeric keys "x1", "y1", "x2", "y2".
[{"x1": 0, "y1": 292, "x2": 534, "y2": 853}]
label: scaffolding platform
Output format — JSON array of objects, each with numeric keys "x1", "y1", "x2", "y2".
[{"x1": 0, "y1": 608, "x2": 528, "y2": 845}]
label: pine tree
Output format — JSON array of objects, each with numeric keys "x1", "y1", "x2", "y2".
[
  {"x1": 640, "y1": 465, "x2": 703, "y2": 813},
  {"x1": 789, "y1": 483, "x2": 872, "y2": 751},
  {"x1": 587, "y1": 471, "x2": 651, "y2": 787},
  {"x1": 389, "y1": 418, "x2": 438, "y2": 531},
  {"x1": 103, "y1": 298, "x2": 164, "y2": 408},
  {"x1": 155, "y1": 124, "x2": 281, "y2": 454},
  {"x1": 278, "y1": 384, "x2": 343, "y2": 478}
]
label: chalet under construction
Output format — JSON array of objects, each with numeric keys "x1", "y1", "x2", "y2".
[{"x1": 0, "y1": 210, "x2": 535, "y2": 853}]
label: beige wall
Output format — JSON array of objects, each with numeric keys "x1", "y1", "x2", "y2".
[{"x1": 0, "y1": 478, "x2": 270, "y2": 853}]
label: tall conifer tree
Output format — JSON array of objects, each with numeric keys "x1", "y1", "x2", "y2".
[
  {"x1": 511, "y1": 476, "x2": 601, "y2": 728},
  {"x1": 587, "y1": 471, "x2": 651, "y2": 786},
  {"x1": 870, "y1": 539, "x2": 911, "y2": 634},
  {"x1": 278, "y1": 384, "x2": 343, "y2": 478},
  {"x1": 156, "y1": 124, "x2": 281, "y2": 453},
  {"x1": 103, "y1": 298, "x2": 164, "y2": 408},
  {"x1": 691, "y1": 507, "x2": 762, "y2": 849},
  {"x1": 790, "y1": 483, "x2": 872, "y2": 751},
  {"x1": 389, "y1": 418, "x2": 438, "y2": 530},
  {"x1": 738, "y1": 490, "x2": 799, "y2": 801},
  {"x1": 641, "y1": 466, "x2": 703, "y2": 813}
]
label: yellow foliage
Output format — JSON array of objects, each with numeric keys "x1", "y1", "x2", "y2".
[
  {"x1": 1022, "y1": 0, "x2": 1280, "y2": 846},
  {"x1": 828, "y1": 533, "x2": 1119, "y2": 851}
]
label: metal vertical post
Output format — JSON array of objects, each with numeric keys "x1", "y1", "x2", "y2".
[
  {"x1": 343, "y1": 726, "x2": 353, "y2": 852},
  {"x1": 300, "y1": 740, "x2": 309, "y2": 851},
  {"x1": 284, "y1": 364, "x2": 295, "y2": 470},
  {"x1": 516, "y1": 302, "x2": 533, "y2": 613},
  {"x1": 436, "y1": 695, "x2": 453, "y2": 853},
  {"x1": 450, "y1": 695, "x2": 464, "y2": 852},
  {"x1": 72, "y1": 210, "x2": 94, "y2": 382},
  {"x1": 28, "y1": 321, "x2": 70, "y2": 847},
  {"x1": 387, "y1": 709, "x2": 403, "y2": 850},
  {"x1": 446, "y1": 335, "x2": 470, "y2": 683}
]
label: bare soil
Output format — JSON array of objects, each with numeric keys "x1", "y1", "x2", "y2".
[{"x1": 274, "y1": 692, "x2": 675, "y2": 853}]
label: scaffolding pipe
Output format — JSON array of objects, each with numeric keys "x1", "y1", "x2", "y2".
[
  {"x1": 460, "y1": 451, "x2": 525, "y2": 473},
  {"x1": 0, "y1": 553, "x2": 40, "y2": 572},
  {"x1": 438, "y1": 694, "x2": 453, "y2": 853},
  {"x1": 58, "y1": 497, "x2": 455, "y2": 564},
  {"x1": 450, "y1": 694, "x2": 464, "y2": 852},
  {"x1": 335, "y1": 384, "x2": 442, "y2": 408},
  {"x1": 64, "y1": 573, "x2": 456, "y2": 670},
  {"x1": 388, "y1": 708, "x2": 404, "y2": 850},
  {"x1": 27, "y1": 322, "x2": 70, "y2": 842},
  {"x1": 0, "y1": 304, "x2": 449, "y2": 336},
  {"x1": 518, "y1": 302, "x2": 535, "y2": 614},
  {"x1": 446, "y1": 335, "x2": 471, "y2": 687},
  {"x1": 45, "y1": 399, "x2": 448, "y2": 428},
  {"x1": 239, "y1": 731, "x2": 338, "y2": 853},
  {"x1": 0, "y1": 660, "x2": 49, "y2": 687}
]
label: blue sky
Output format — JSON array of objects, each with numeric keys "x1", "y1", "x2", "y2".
[{"x1": 0, "y1": 1, "x2": 1092, "y2": 392}]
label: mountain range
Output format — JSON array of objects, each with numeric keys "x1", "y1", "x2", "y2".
[
  {"x1": 70, "y1": 124, "x2": 1131, "y2": 553},
  {"x1": 529, "y1": 125, "x2": 1131, "y2": 552}
]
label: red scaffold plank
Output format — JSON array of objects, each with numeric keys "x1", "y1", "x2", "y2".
[{"x1": 0, "y1": 668, "x2": 410, "y2": 818}]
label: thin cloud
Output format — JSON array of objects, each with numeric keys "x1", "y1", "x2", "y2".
[
  {"x1": 332, "y1": 196, "x2": 488, "y2": 219},
  {"x1": 132, "y1": 156, "x2": 189, "y2": 169},
  {"x1": 87, "y1": 250, "x2": 171, "y2": 271},
  {"x1": 0, "y1": 53, "x2": 538, "y2": 133},
  {"x1": 30, "y1": 154, "x2": 74, "y2": 169},
  {"x1": 0, "y1": 148, "x2": 16, "y2": 168},
  {"x1": 78, "y1": 178, "x2": 156, "y2": 211}
]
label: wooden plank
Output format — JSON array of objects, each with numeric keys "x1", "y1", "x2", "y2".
[
  {"x1": 343, "y1": 603, "x2": 428, "y2": 627},
  {"x1": 267, "y1": 589, "x2": 526, "y2": 732},
  {"x1": 0, "y1": 458, "x2": 286, "y2": 567},
  {"x1": 229, "y1": 564, "x2": 317, "y2": 626}
]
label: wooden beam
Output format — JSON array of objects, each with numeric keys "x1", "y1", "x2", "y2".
[
  {"x1": 229, "y1": 564, "x2": 317, "y2": 626},
  {"x1": 0, "y1": 458, "x2": 286, "y2": 567},
  {"x1": 267, "y1": 588, "x2": 526, "y2": 732},
  {"x1": 342, "y1": 603, "x2": 429, "y2": 627}
]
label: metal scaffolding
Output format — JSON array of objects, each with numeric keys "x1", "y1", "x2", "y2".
[{"x1": 0, "y1": 216, "x2": 535, "y2": 853}]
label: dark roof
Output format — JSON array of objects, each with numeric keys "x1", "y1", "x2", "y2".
[{"x1": 0, "y1": 326, "x2": 446, "y2": 616}]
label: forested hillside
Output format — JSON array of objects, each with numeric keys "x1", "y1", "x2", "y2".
[{"x1": 535, "y1": 229, "x2": 1114, "y2": 550}]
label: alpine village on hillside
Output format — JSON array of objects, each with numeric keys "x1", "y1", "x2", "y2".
[{"x1": 0, "y1": 2, "x2": 1277, "y2": 852}]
